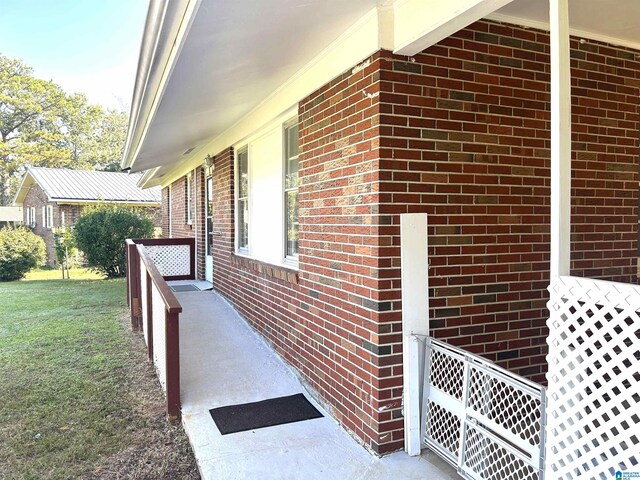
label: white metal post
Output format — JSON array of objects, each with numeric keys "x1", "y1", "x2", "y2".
[
  {"x1": 549, "y1": 0, "x2": 571, "y2": 278},
  {"x1": 401, "y1": 213, "x2": 429, "y2": 456}
]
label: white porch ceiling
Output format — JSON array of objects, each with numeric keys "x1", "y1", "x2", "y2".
[
  {"x1": 132, "y1": 0, "x2": 378, "y2": 178},
  {"x1": 127, "y1": 0, "x2": 640, "y2": 186},
  {"x1": 491, "y1": 0, "x2": 640, "y2": 50}
]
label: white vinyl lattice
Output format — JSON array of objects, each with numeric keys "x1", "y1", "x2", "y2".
[
  {"x1": 143, "y1": 245, "x2": 190, "y2": 277},
  {"x1": 421, "y1": 338, "x2": 546, "y2": 480},
  {"x1": 546, "y1": 276, "x2": 640, "y2": 479}
]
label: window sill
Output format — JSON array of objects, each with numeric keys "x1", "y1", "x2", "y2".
[{"x1": 231, "y1": 253, "x2": 299, "y2": 284}]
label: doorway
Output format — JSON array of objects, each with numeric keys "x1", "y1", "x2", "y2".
[{"x1": 205, "y1": 175, "x2": 213, "y2": 283}]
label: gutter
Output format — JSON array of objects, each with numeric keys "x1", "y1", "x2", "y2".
[{"x1": 121, "y1": 0, "x2": 202, "y2": 173}]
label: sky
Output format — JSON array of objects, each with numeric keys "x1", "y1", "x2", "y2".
[{"x1": 0, "y1": 0, "x2": 149, "y2": 112}]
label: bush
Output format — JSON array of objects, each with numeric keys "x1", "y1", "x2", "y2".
[
  {"x1": 0, "y1": 227, "x2": 46, "y2": 281},
  {"x1": 74, "y1": 204, "x2": 154, "y2": 278}
]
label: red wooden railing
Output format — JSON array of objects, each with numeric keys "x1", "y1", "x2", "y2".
[{"x1": 126, "y1": 238, "x2": 194, "y2": 420}]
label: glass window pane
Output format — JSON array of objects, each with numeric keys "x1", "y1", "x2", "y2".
[
  {"x1": 238, "y1": 149, "x2": 248, "y2": 198},
  {"x1": 286, "y1": 190, "x2": 298, "y2": 257},
  {"x1": 287, "y1": 123, "x2": 298, "y2": 158},
  {"x1": 238, "y1": 198, "x2": 248, "y2": 249}
]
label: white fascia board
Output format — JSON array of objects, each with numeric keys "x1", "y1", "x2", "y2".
[
  {"x1": 393, "y1": 0, "x2": 515, "y2": 56},
  {"x1": 138, "y1": 168, "x2": 162, "y2": 188},
  {"x1": 53, "y1": 199, "x2": 161, "y2": 206},
  {"x1": 12, "y1": 171, "x2": 35, "y2": 206},
  {"x1": 121, "y1": 0, "x2": 202, "y2": 171},
  {"x1": 155, "y1": 7, "x2": 382, "y2": 188},
  {"x1": 487, "y1": 12, "x2": 640, "y2": 52}
]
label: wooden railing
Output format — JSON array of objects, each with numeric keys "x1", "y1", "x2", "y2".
[{"x1": 126, "y1": 238, "x2": 194, "y2": 420}]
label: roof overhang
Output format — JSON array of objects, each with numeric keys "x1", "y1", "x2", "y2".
[
  {"x1": 122, "y1": 0, "x2": 640, "y2": 188},
  {"x1": 12, "y1": 169, "x2": 43, "y2": 206}
]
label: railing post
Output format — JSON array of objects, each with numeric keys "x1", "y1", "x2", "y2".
[
  {"x1": 165, "y1": 310, "x2": 181, "y2": 421},
  {"x1": 146, "y1": 272, "x2": 154, "y2": 361},
  {"x1": 128, "y1": 242, "x2": 141, "y2": 331},
  {"x1": 189, "y1": 237, "x2": 196, "y2": 280}
]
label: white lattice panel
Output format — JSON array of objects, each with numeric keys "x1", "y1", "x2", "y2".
[
  {"x1": 546, "y1": 276, "x2": 640, "y2": 479},
  {"x1": 144, "y1": 245, "x2": 190, "y2": 277}
]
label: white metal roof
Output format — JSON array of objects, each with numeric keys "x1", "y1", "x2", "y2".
[{"x1": 13, "y1": 167, "x2": 161, "y2": 205}]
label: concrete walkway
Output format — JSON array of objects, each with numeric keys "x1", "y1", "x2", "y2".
[{"x1": 176, "y1": 290, "x2": 459, "y2": 480}]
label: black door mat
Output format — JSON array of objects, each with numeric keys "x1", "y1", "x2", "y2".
[
  {"x1": 210, "y1": 393, "x2": 323, "y2": 435},
  {"x1": 171, "y1": 284, "x2": 199, "y2": 292}
]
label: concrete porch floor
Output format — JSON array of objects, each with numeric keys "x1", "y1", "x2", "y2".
[{"x1": 176, "y1": 289, "x2": 459, "y2": 480}]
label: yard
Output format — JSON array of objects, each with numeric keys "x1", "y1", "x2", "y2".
[{"x1": 0, "y1": 271, "x2": 199, "y2": 479}]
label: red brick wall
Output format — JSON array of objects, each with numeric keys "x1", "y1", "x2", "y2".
[
  {"x1": 22, "y1": 184, "x2": 59, "y2": 267},
  {"x1": 159, "y1": 20, "x2": 638, "y2": 455},
  {"x1": 372, "y1": 20, "x2": 638, "y2": 385},
  {"x1": 206, "y1": 56, "x2": 398, "y2": 454},
  {"x1": 164, "y1": 174, "x2": 196, "y2": 240}
]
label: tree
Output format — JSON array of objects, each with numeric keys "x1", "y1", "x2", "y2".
[
  {"x1": 0, "y1": 55, "x2": 72, "y2": 204},
  {"x1": 61, "y1": 95, "x2": 128, "y2": 172},
  {"x1": 0, "y1": 54, "x2": 130, "y2": 205},
  {"x1": 74, "y1": 204, "x2": 154, "y2": 278},
  {"x1": 53, "y1": 227, "x2": 76, "y2": 279}
]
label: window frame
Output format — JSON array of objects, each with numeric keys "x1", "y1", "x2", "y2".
[
  {"x1": 235, "y1": 145, "x2": 250, "y2": 254},
  {"x1": 186, "y1": 173, "x2": 193, "y2": 225},
  {"x1": 46, "y1": 205, "x2": 53, "y2": 228},
  {"x1": 283, "y1": 118, "x2": 299, "y2": 265}
]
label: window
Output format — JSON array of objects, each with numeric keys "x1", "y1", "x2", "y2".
[
  {"x1": 232, "y1": 109, "x2": 298, "y2": 268},
  {"x1": 26, "y1": 207, "x2": 36, "y2": 227},
  {"x1": 61, "y1": 211, "x2": 66, "y2": 228},
  {"x1": 236, "y1": 147, "x2": 249, "y2": 251},
  {"x1": 284, "y1": 121, "x2": 299, "y2": 260},
  {"x1": 44, "y1": 205, "x2": 53, "y2": 228},
  {"x1": 186, "y1": 173, "x2": 193, "y2": 224}
]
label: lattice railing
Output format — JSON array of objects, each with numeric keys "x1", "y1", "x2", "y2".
[
  {"x1": 421, "y1": 338, "x2": 546, "y2": 480},
  {"x1": 143, "y1": 244, "x2": 191, "y2": 278},
  {"x1": 546, "y1": 276, "x2": 640, "y2": 479}
]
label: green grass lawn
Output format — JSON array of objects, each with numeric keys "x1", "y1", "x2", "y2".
[
  {"x1": 0, "y1": 277, "x2": 198, "y2": 479},
  {"x1": 23, "y1": 266, "x2": 105, "y2": 281}
]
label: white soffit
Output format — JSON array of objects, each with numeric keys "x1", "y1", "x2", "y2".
[
  {"x1": 132, "y1": 0, "x2": 378, "y2": 180},
  {"x1": 489, "y1": 0, "x2": 640, "y2": 51},
  {"x1": 131, "y1": 0, "x2": 640, "y2": 187}
]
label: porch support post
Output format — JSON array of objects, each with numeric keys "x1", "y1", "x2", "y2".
[
  {"x1": 549, "y1": 0, "x2": 571, "y2": 278},
  {"x1": 400, "y1": 213, "x2": 429, "y2": 456}
]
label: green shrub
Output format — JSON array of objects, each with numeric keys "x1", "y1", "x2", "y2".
[
  {"x1": 74, "y1": 204, "x2": 154, "y2": 278},
  {"x1": 0, "y1": 227, "x2": 46, "y2": 281}
]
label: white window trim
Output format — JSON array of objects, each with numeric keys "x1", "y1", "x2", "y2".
[
  {"x1": 232, "y1": 106, "x2": 298, "y2": 270},
  {"x1": 186, "y1": 172, "x2": 193, "y2": 225},
  {"x1": 235, "y1": 145, "x2": 250, "y2": 255},
  {"x1": 31, "y1": 207, "x2": 35, "y2": 227}
]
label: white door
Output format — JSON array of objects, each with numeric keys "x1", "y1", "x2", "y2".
[{"x1": 205, "y1": 175, "x2": 214, "y2": 282}]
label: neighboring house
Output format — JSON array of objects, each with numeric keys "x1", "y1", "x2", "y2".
[
  {"x1": 13, "y1": 167, "x2": 161, "y2": 267},
  {"x1": 122, "y1": 0, "x2": 638, "y2": 460},
  {"x1": 0, "y1": 206, "x2": 23, "y2": 228}
]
